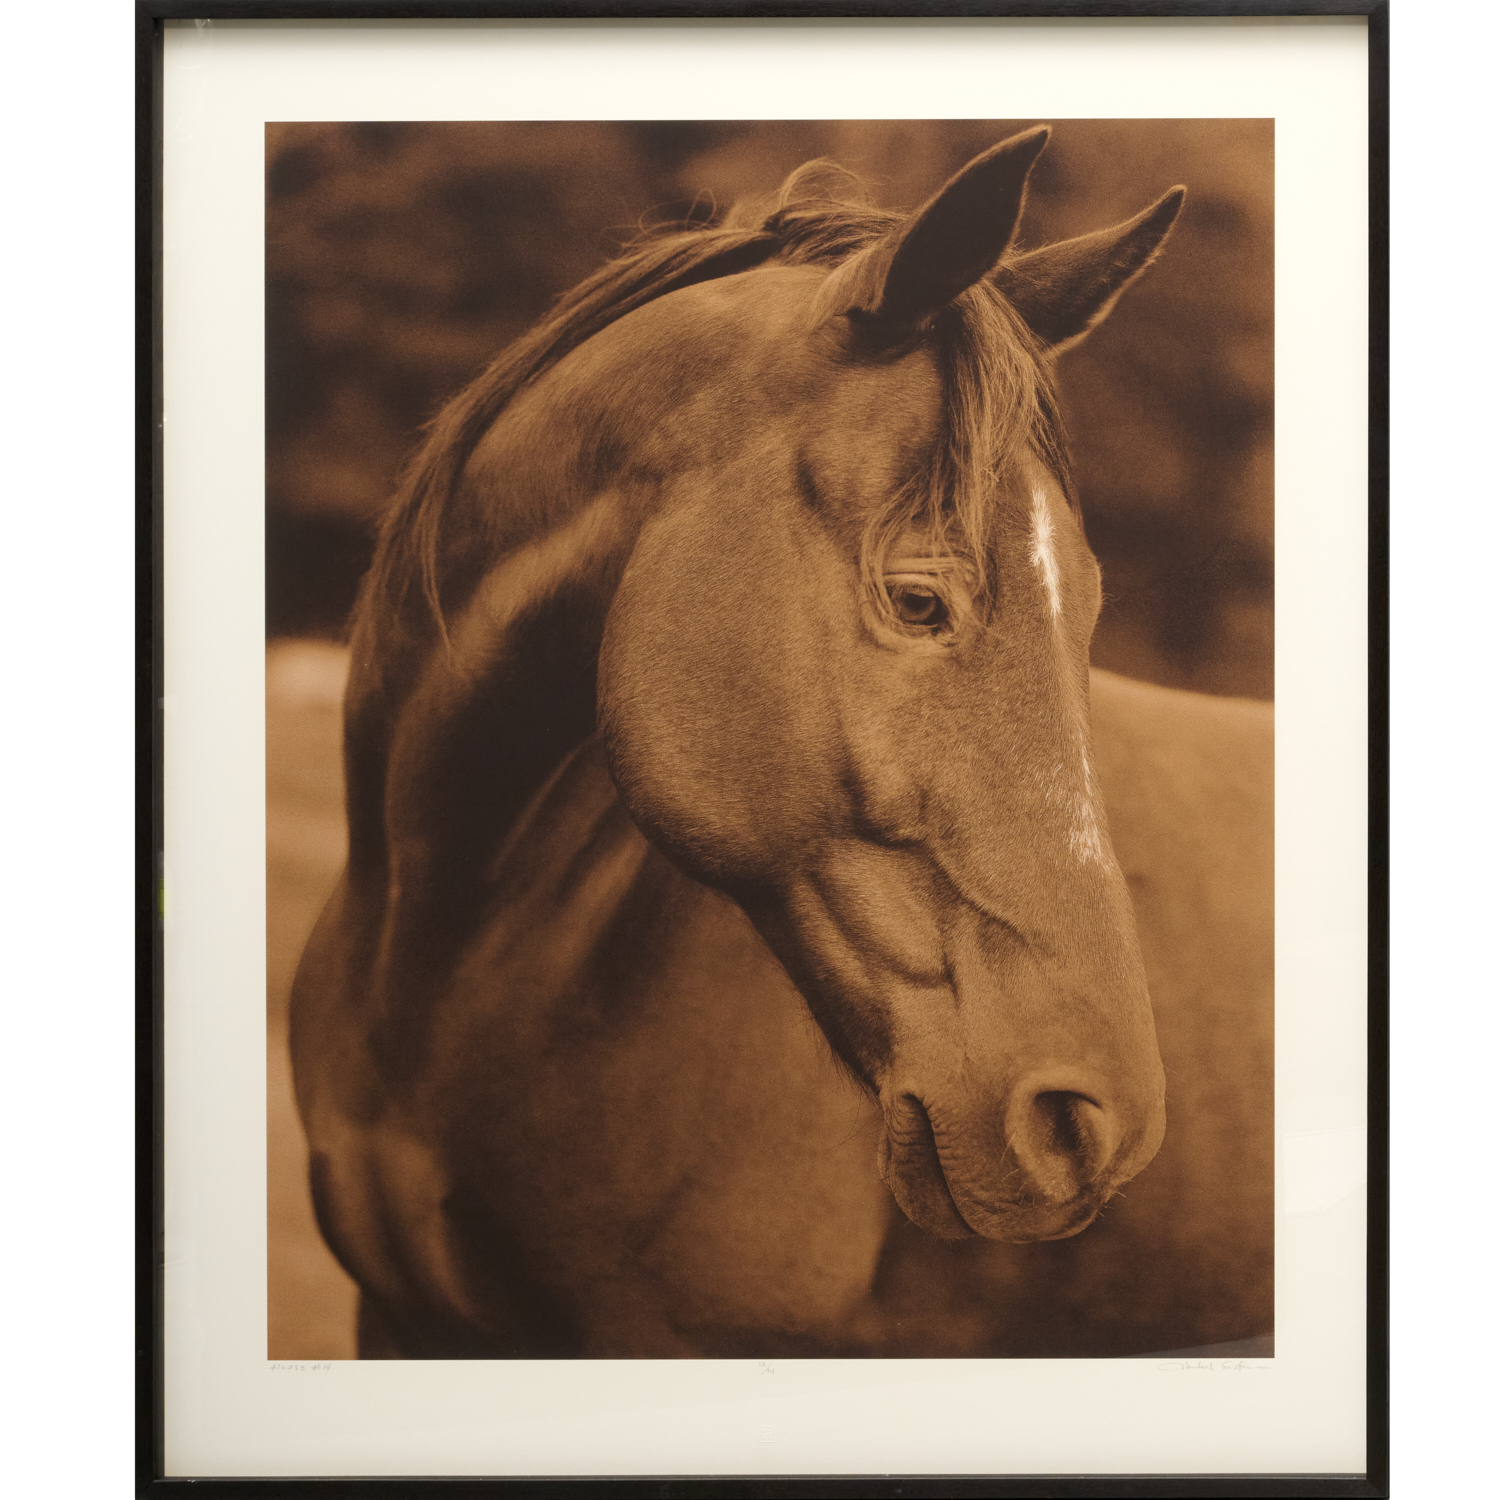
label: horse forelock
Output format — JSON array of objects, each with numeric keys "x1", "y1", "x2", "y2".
[
  {"x1": 358, "y1": 160, "x2": 1075, "y2": 653},
  {"x1": 857, "y1": 285, "x2": 1075, "y2": 632}
]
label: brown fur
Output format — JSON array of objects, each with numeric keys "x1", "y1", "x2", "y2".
[{"x1": 290, "y1": 133, "x2": 1271, "y2": 1358}]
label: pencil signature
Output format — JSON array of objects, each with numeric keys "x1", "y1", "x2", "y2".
[{"x1": 1156, "y1": 1359, "x2": 1271, "y2": 1372}]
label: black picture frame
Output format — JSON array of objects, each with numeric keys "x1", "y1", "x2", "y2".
[{"x1": 138, "y1": 3, "x2": 1389, "y2": 1494}]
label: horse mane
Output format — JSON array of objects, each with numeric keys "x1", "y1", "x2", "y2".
[{"x1": 360, "y1": 160, "x2": 1075, "y2": 646}]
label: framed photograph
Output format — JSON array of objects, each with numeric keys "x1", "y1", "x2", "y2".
[{"x1": 143, "y1": 3, "x2": 1388, "y2": 1492}]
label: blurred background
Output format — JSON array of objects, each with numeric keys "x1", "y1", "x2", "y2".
[{"x1": 266, "y1": 120, "x2": 1272, "y2": 1359}]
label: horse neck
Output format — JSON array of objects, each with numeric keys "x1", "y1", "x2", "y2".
[
  {"x1": 342, "y1": 280, "x2": 726, "y2": 918},
  {"x1": 343, "y1": 481, "x2": 634, "y2": 924}
]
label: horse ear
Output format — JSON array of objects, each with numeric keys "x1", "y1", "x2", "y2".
[
  {"x1": 823, "y1": 126, "x2": 1051, "y2": 335},
  {"x1": 993, "y1": 187, "x2": 1186, "y2": 353}
]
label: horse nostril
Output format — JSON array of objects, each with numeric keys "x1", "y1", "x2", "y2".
[
  {"x1": 1033, "y1": 1090, "x2": 1099, "y2": 1159},
  {"x1": 1009, "y1": 1088, "x2": 1116, "y2": 1204}
]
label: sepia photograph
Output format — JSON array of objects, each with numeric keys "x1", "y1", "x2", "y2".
[{"x1": 265, "y1": 118, "x2": 1275, "y2": 1364}]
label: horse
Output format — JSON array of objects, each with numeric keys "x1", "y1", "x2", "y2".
[{"x1": 289, "y1": 126, "x2": 1273, "y2": 1359}]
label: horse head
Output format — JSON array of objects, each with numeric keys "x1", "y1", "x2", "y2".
[{"x1": 523, "y1": 129, "x2": 1182, "y2": 1243}]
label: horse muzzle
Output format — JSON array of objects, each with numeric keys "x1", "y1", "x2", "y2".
[{"x1": 877, "y1": 1074, "x2": 1165, "y2": 1242}]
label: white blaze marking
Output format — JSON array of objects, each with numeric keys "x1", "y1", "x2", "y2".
[
  {"x1": 1070, "y1": 748, "x2": 1106, "y2": 866},
  {"x1": 1029, "y1": 485, "x2": 1063, "y2": 623},
  {"x1": 1027, "y1": 485, "x2": 1104, "y2": 865}
]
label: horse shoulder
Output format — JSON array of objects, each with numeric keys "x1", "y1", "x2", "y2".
[{"x1": 320, "y1": 734, "x2": 892, "y2": 1355}]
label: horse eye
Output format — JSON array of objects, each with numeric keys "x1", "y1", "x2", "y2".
[{"x1": 890, "y1": 584, "x2": 949, "y2": 630}]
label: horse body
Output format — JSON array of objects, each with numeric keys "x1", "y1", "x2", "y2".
[{"x1": 290, "y1": 129, "x2": 1273, "y2": 1359}]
